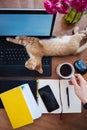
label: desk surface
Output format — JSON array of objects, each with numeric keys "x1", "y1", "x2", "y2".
[{"x1": 0, "y1": 2, "x2": 87, "y2": 130}]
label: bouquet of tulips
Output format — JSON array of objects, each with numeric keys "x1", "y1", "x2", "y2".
[
  {"x1": 44, "y1": 0, "x2": 87, "y2": 14},
  {"x1": 44, "y1": 0, "x2": 87, "y2": 24}
]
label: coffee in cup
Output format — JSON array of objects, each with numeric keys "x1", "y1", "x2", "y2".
[{"x1": 56, "y1": 62, "x2": 74, "y2": 79}]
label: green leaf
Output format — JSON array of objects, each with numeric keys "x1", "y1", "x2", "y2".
[{"x1": 84, "y1": 11, "x2": 87, "y2": 14}]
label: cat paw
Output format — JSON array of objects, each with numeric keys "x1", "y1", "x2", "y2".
[
  {"x1": 73, "y1": 26, "x2": 79, "y2": 34},
  {"x1": 6, "y1": 37, "x2": 10, "y2": 41},
  {"x1": 6, "y1": 37, "x2": 14, "y2": 42}
]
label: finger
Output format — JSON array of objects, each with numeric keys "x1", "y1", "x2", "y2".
[
  {"x1": 68, "y1": 80, "x2": 73, "y2": 85},
  {"x1": 74, "y1": 74, "x2": 85, "y2": 86},
  {"x1": 75, "y1": 74, "x2": 83, "y2": 80},
  {"x1": 69, "y1": 76, "x2": 79, "y2": 88}
]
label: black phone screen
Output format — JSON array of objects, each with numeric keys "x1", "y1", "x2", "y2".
[{"x1": 38, "y1": 85, "x2": 59, "y2": 112}]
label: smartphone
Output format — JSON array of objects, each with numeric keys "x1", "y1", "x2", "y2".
[{"x1": 38, "y1": 85, "x2": 59, "y2": 112}]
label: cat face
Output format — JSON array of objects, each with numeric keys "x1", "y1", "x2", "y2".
[{"x1": 25, "y1": 58, "x2": 43, "y2": 74}]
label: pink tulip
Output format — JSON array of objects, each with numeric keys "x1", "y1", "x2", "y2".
[
  {"x1": 55, "y1": 2, "x2": 69, "y2": 14},
  {"x1": 44, "y1": 0, "x2": 57, "y2": 14},
  {"x1": 70, "y1": 0, "x2": 87, "y2": 12}
]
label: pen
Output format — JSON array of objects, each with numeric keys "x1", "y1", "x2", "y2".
[{"x1": 66, "y1": 87, "x2": 70, "y2": 107}]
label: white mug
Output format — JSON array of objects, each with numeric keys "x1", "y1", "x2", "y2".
[{"x1": 56, "y1": 62, "x2": 75, "y2": 79}]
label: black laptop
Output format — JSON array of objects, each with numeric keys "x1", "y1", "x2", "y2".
[{"x1": 0, "y1": 8, "x2": 56, "y2": 77}]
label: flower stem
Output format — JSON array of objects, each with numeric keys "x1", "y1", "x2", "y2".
[{"x1": 64, "y1": 7, "x2": 83, "y2": 24}]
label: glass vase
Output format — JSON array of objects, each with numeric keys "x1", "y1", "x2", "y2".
[{"x1": 64, "y1": 7, "x2": 83, "y2": 24}]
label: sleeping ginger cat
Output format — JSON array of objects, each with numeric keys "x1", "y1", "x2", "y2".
[{"x1": 6, "y1": 26, "x2": 87, "y2": 73}]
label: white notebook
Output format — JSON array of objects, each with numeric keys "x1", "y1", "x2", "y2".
[
  {"x1": 38, "y1": 79, "x2": 81, "y2": 114},
  {"x1": 20, "y1": 84, "x2": 42, "y2": 119}
]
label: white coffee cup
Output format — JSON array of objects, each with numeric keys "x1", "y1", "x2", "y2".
[{"x1": 56, "y1": 62, "x2": 75, "y2": 79}]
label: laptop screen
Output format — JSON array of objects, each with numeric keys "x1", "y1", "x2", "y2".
[{"x1": 0, "y1": 9, "x2": 56, "y2": 37}]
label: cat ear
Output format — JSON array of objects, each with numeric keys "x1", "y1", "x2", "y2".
[
  {"x1": 25, "y1": 60, "x2": 36, "y2": 70},
  {"x1": 32, "y1": 63, "x2": 36, "y2": 70},
  {"x1": 37, "y1": 67, "x2": 43, "y2": 74},
  {"x1": 25, "y1": 59, "x2": 43, "y2": 73}
]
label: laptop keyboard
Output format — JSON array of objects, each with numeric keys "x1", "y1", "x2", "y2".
[
  {"x1": 0, "y1": 39, "x2": 52, "y2": 77},
  {"x1": 0, "y1": 45, "x2": 28, "y2": 65},
  {"x1": 0, "y1": 44, "x2": 50, "y2": 66}
]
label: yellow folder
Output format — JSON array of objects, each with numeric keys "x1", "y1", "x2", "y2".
[{"x1": 0, "y1": 87, "x2": 33, "y2": 129}]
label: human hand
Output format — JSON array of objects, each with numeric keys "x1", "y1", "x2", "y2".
[{"x1": 69, "y1": 74, "x2": 87, "y2": 104}]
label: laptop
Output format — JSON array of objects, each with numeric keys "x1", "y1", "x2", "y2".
[{"x1": 0, "y1": 8, "x2": 56, "y2": 77}]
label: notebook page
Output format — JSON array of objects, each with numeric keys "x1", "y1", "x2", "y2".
[{"x1": 60, "y1": 80, "x2": 81, "y2": 113}]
